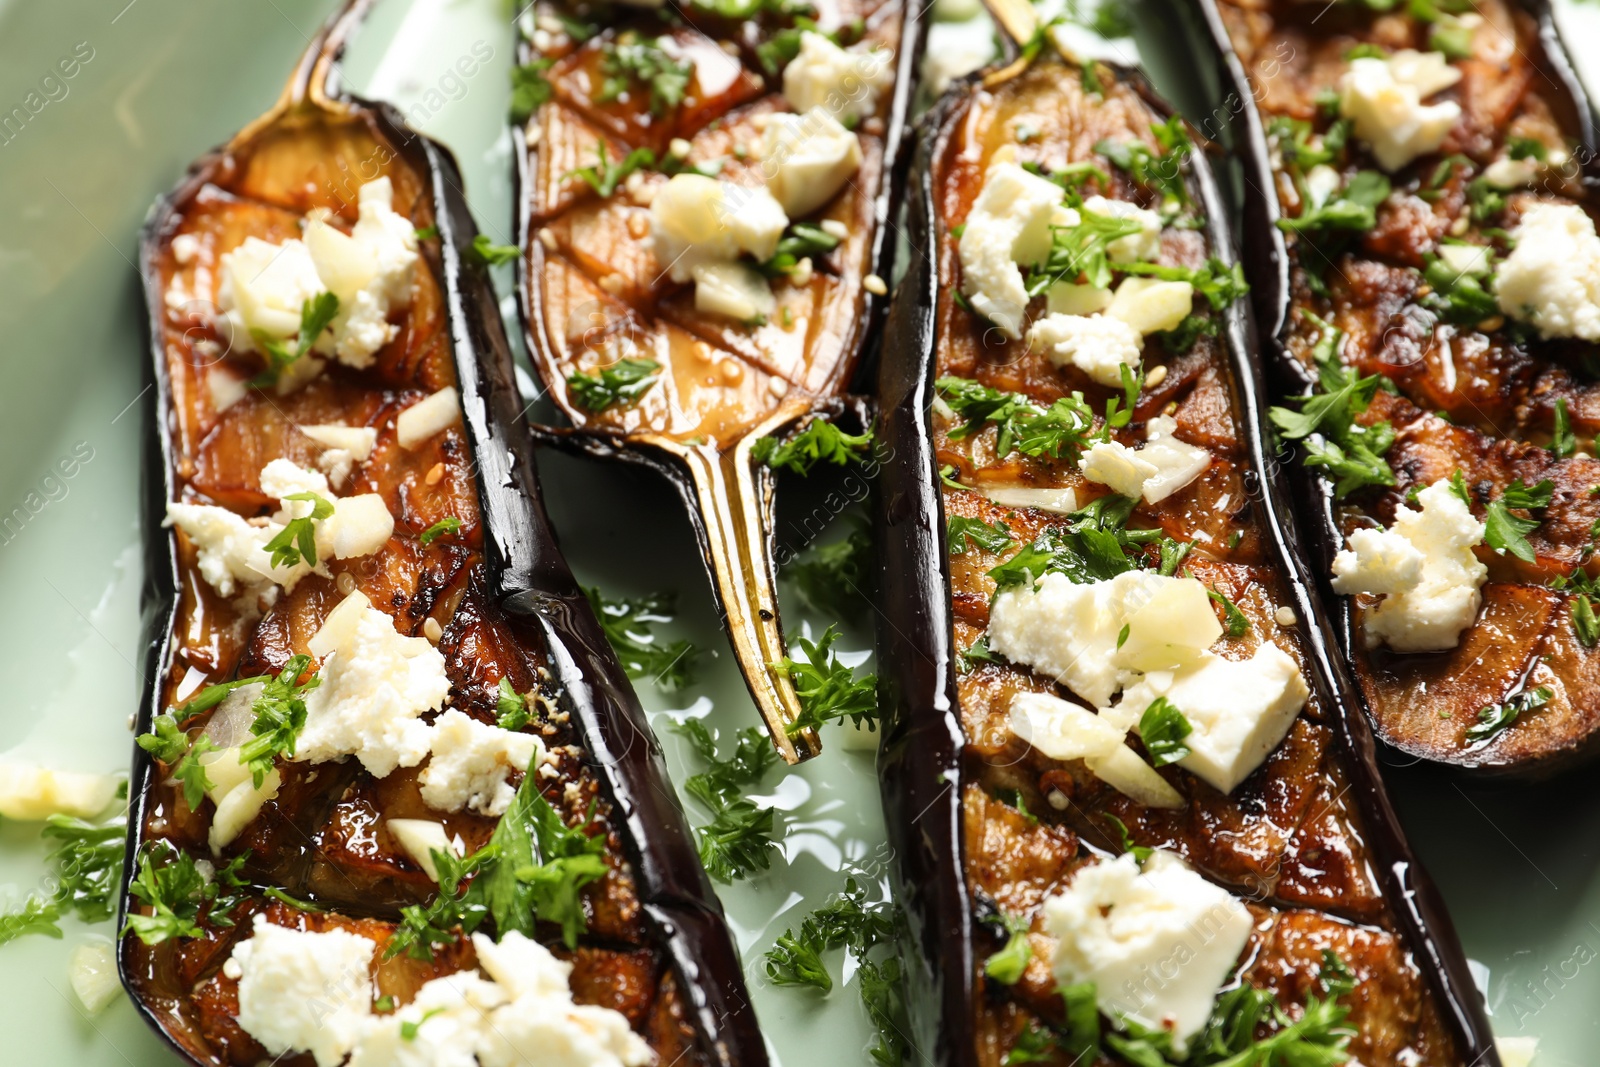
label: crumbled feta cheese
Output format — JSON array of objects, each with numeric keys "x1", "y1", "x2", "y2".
[
  {"x1": 1106, "y1": 644, "x2": 1309, "y2": 794},
  {"x1": 164, "y1": 503, "x2": 281, "y2": 597},
  {"x1": 1304, "y1": 163, "x2": 1343, "y2": 209},
  {"x1": 1042, "y1": 851, "x2": 1252, "y2": 1054},
  {"x1": 1082, "y1": 195, "x2": 1162, "y2": 263},
  {"x1": 1078, "y1": 415, "x2": 1210, "y2": 505},
  {"x1": 419, "y1": 710, "x2": 544, "y2": 817},
  {"x1": 958, "y1": 162, "x2": 1074, "y2": 338},
  {"x1": 1107, "y1": 277, "x2": 1195, "y2": 336},
  {"x1": 298, "y1": 591, "x2": 449, "y2": 777},
  {"x1": 1010, "y1": 691, "x2": 1185, "y2": 808},
  {"x1": 343, "y1": 932, "x2": 652, "y2": 1067},
  {"x1": 396, "y1": 386, "x2": 461, "y2": 449},
  {"x1": 386, "y1": 819, "x2": 460, "y2": 882},
  {"x1": 1027, "y1": 312, "x2": 1145, "y2": 386},
  {"x1": 1495, "y1": 201, "x2": 1600, "y2": 341},
  {"x1": 68, "y1": 941, "x2": 121, "y2": 1015},
  {"x1": 782, "y1": 32, "x2": 894, "y2": 126},
  {"x1": 260, "y1": 457, "x2": 331, "y2": 502},
  {"x1": 0, "y1": 761, "x2": 117, "y2": 820},
  {"x1": 650, "y1": 174, "x2": 788, "y2": 284},
  {"x1": 760, "y1": 107, "x2": 863, "y2": 218},
  {"x1": 692, "y1": 261, "x2": 777, "y2": 323},
  {"x1": 1338, "y1": 50, "x2": 1462, "y2": 171},
  {"x1": 218, "y1": 236, "x2": 326, "y2": 348},
  {"x1": 202, "y1": 746, "x2": 282, "y2": 852},
  {"x1": 300, "y1": 424, "x2": 377, "y2": 487},
  {"x1": 990, "y1": 570, "x2": 1200, "y2": 706},
  {"x1": 978, "y1": 485, "x2": 1079, "y2": 515},
  {"x1": 1331, "y1": 479, "x2": 1486, "y2": 652},
  {"x1": 1482, "y1": 146, "x2": 1565, "y2": 190},
  {"x1": 229, "y1": 915, "x2": 376, "y2": 1067},
  {"x1": 171, "y1": 233, "x2": 200, "y2": 264}
]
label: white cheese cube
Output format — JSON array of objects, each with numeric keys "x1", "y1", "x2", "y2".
[
  {"x1": 958, "y1": 162, "x2": 1076, "y2": 338},
  {"x1": 298, "y1": 590, "x2": 449, "y2": 777},
  {"x1": 386, "y1": 818, "x2": 460, "y2": 881},
  {"x1": 1107, "y1": 277, "x2": 1195, "y2": 336},
  {"x1": 419, "y1": 709, "x2": 544, "y2": 817},
  {"x1": 207, "y1": 367, "x2": 248, "y2": 412},
  {"x1": 1483, "y1": 155, "x2": 1539, "y2": 190},
  {"x1": 1079, "y1": 440, "x2": 1159, "y2": 500},
  {"x1": 988, "y1": 570, "x2": 1174, "y2": 707},
  {"x1": 320, "y1": 494, "x2": 394, "y2": 560},
  {"x1": 1137, "y1": 416, "x2": 1212, "y2": 503},
  {"x1": 782, "y1": 32, "x2": 894, "y2": 125},
  {"x1": 1331, "y1": 526, "x2": 1424, "y2": 595},
  {"x1": 692, "y1": 261, "x2": 777, "y2": 323},
  {"x1": 1114, "y1": 576, "x2": 1222, "y2": 673},
  {"x1": 1495, "y1": 201, "x2": 1600, "y2": 341},
  {"x1": 300, "y1": 424, "x2": 378, "y2": 460},
  {"x1": 218, "y1": 236, "x2": 326, "y2": 348},
  {"x1": 1009, "y1": 692, "x2": 1184, "y2": 808},
  {"x1": 1042, "y1": 851, "x2": 1252, "y2": 1054},
  {"x1": 1082, "y1": 195, "x2": 1162, "y2": 264},
  {"x1": 1028, "y1": 312, "x2": 1144, "y2": 386},
  {"x1": 68, "y1": 941, "x2": 122, "y2": 1015},
  {"x1": 164, "y1": 502, "x2": 283, "y2": 597},
  {"x1": 1338, "y1": 51, "x2": 1462, "y2": 172},
  {"x1": 650, "y1": 174, "x2": 789, "y2": 283},
  {"x1": 303, "y1": 215, "x2": 379, "y2": 304},
  {"x1": 0, "y1": 761, "x2": 117, "y2": 820},
  {"x1": 1112, "y1": 644, "x2": 1310, "y2": 794},
  {"x1": 1331, "y1": 479, "x2": 1486, "y2": 652},
  {"x1": 978, "y1": 485, "x2": 1079, "y2": 515},
  {"x1": 1046, "y1": 281, "x2": 1113, "y2": 317},
  {"x1": 396, "y1": 386, "x2": 461, "y2": 449},
  {"x1": 228, "y1": 916, "x2": 376, "y2": 1067},
  {"x1": 760, "y1": 107, "x2": 863, "y2": 218}
]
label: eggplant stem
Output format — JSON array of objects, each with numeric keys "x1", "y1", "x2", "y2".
[
  {"x1": 236, "y1": 0, "x2": 376, "y2": 145},
  {"x1": 679, "y1": 438, "x2": 820, "y2": 765}
]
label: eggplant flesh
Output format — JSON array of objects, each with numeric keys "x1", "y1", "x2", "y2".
[
  {"x1": 123, "y1": 14, "x2": 762, "y2": 1067},
  {"x1": 874, "y1": 53, "x2": 1496, "y2": 1067},
  {"x1": 515, "y1": 0, "x2": 920, "y2": 760},
  {"x1": 1196, "y1": 0, "x2": 1600, "y2": 776}
]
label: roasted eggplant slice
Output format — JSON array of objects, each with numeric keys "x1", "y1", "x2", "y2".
[
  {"x1": 122, "y1": 8, "x2": 764, "y2": 1065},
  {"x1": 1192, "y1": 0, "x2": 1600, "y2": 776},
  {"x1": 873, "y1": 18, "x2": 1496, "y2": 1066},
  {"x1": 513, "y1": 0, "x2": 922, "y2": 760}
]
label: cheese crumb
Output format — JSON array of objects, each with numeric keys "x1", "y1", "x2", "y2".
[
  {"x1": 1331, "y1": 479, "x2": 1486, "y2": 652},
  {"x1": 229, "y1": 916, "x2": 376, "y2": 1067},
  {"x1": 1495, "y1": 201, "x2": 1600, "y2": 341},
  {"x1": 1082, "y1": 195, "x2": 1162, "y2": 263},
  {"x1": 782, "y1": 32, "x2": 894, "y2": 126},
  {"x1": 958, "y1": 162, "x2": 1075, "y2": 338},
  {"x1": 1043, "y1": 851, "x2": 1252, "y2": 1055},
  {"x1": 1078, "y1": 416, "x2": 1210, "y2": 504},
  {"x1": 419, "y1": 710, "x2": 544, "y2": 817},
  {"x1": 1028, "y1": 312, "x2": 1144, "y2": 387},
  {"x1": 1338, "y1": 50, "x2": 1462, "y2": 171},
  {"x1": 760, "y1": 107, "x2": 862, "y2": 218}
]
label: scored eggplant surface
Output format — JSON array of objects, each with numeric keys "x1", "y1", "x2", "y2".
[
  {"x1": 514, "y1": 0, "x2": 920, "y2": 760},
  {"x1": 875, "y1": 40, "x2": 1496, "y2": 1067},
  {"x1": 123, "y1": 10, "x2": 762, "y2": 1067},
  {"x1": 1196, "y1": 0, "x2": 1600, "y2": 775}
]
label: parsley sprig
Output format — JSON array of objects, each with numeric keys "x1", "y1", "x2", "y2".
[
  {"x1": 783, "y1": 517, "x2": 873, "y2": 620},
  {"x1": 564, "y1": 141, "x2": 656, "y2": 199},
  {"x1": 673, "y1": 719, "x2": 782, "y2": 884},
  {"x1": 1138, "y1": 697, "x2": 1193, "y2": 766},
  {"x1": 566, "y1": 358, "x2": 661, "y2": 411},
  {"x1": 1094, "y1": 116, "x2": 1194, "y2": 212},
  {"x1": 936, "y1": 376, "x2": 1104, "y2": 462},
  {"x1": 774, "y1": 625, "x2": 878, "y2": 736},
  {"x1": 1466, "y1": 686, "x2": 1553, "y2": 744},
  {"x1": 586, "y1": 586, "x2": 703, "y2": 692},
  {"x1": 509, "y1": 58, "x2": 555, "y2": 123},
  {"x1": 419, "y1": 516, "x2": 463, "y2": 546},
  {"x1": 983, "y1": 912, "x2": 1033, "y2": 986},
  {"x1": 250, "y1": 292, "x2": 340, "y2": 388},
  {"x1": 236, "y1": 654, "x2": 318, "y2": 787},
  {"x1": 264, "y1": 492, "x2": 334, "y2": 570},
  {"x1": 1483, "y1": 479, "x2": 1554, "y2": 562},
  {"x1": 988, "y1": 494, "x2": 1180, "y2": 591},
  {"x1": 1550, "y1": 565, "x2": 1600, "y2": 647},
  {"x1": 137, "y1": 714, "x2": 219, "y2": 810},
  {"x1": 752, "y1": 418, "x2": 873, "y2": 474},
  {"x1": 124, "y1": 843, "x2": 249, "y2": 945},
  {"x1": 1268, "y1": 314, "x2": 1396, "y2": 498},
  {"x1": 948, "y1": 515, "x2": 1013, "y2": 556},
  {"x1": 0, "y1": 814, "x2": 126, "y2": 946},
  {"x1": 598, "y1": 36, "x2": 691, "y2": 116}
]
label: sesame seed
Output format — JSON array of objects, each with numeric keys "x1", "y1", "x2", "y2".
[
  {"x1": 425, "y1": 462, "x2": 445, "y2": 486},
  {"x1": 1275, "y1": 606, "x2": 1298, "y2": 627},
  {"x1": 626, "y1": 213, "x2": 649, "y2": 239},
  {"x1": 821, "y1": 219, "x2": 849, "y2": 239},
  {"x1": 1047, "y1": 789, "x2": 1069, "y2": 811},
  {"x1": 864, "y1": 273, "x2": 887, "y2": 296},
  {"x1": 769, "y1": 378, "x2": 789, "y2": 397},
  {"x1": 538, "y1": 228, "x2": 557, "y2": 251},
  {"x1": 669, "y1": 138, "x2": 692, "y2": 159},
  {"x1": 336, "y1": 572, "x2": 357, "y2": 596},
  {"x1": 599, "y1": 273, "x2": 625, "y2": 294},
  {"x1": 1145, "y1": 364, "x2": 1168, "y2": 388}
]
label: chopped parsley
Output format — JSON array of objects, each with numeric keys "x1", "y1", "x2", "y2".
[
  {"x1": 1027, "y1": 210, "x2": 1145, "y2": 294},
  {"x1": 1551, "y1": 566, "x2": 1600, "y2": 647},
  {"x1": 1551, "y1": 398, "x2": 1576, "y2": 460},
  {"x1": 1094, "y1": 116, "x2": 1193, "y2": 212},
  {"x1": 566, "y1": 358, "x2": 661, "y2": 411},
  {"x1": 1422, "y1": 246, "x2": 1498, "y2": 325},
  {"x1": 987, "y1": 494, "x2": 1179, "y2": 591},
  {"x1": 564, "y1": 141, "x2": 656, "y2": 198},
  {"x1": 936, "y1": 376, "x2": 1101, "y2": 462},
  {"x1": 471, "y1": 234, "x2": 520, "y2": 266},
  {"x1": 1466, "y1": 686, "x2": 1553, "y2": 744},
  {"x1": 237, "y1": 654, "x2": 318, "y2": 787},
  {"x1": 598, "y1": 36, "x2": 691, "y2": 116},
  {"x1": 764, "y1": 874, "x2": 901, "y2": 992},
  {"x1": 137, "y1": 713, "x2": 218, "y2": 810},
  {"x1": 585, "y1": 586, "x2": 703, "y2": 692},
  {"x1": 783, "y1": 516, "x2": 873, "y2": 620},
  {"x1": 509, "y1": 58, "x2": 555, "y2": 123},
  {"x1": 774, "y1": 625, "x2": 877, "y2": 736},
  {"x1": 673, "y1": 719, "x2": 782, "y2": 884},
  {"x1": 983, "y1": 912, "x2": 1033, "y2": 986},
  {"x1": 947, "y1": 515, "x2": 1013, "y2": 556},
  {"x1": 1102, "y1": 814, "x2": 1153, "y2": 864},
  {"x1": 751, "y1": 418, "x2": 873, "y2": 474},
  {"x1": 1268, "y1": 313, "x2": 1396, "y2": 498},
  {"x1": 264, "y1": 492, "x2": 333, "y2": 570},
  {"x1": 760, "y1": 222, "x2": 842, "y2": 278},
  {"x1": 419, "y1": 516, "x2": 463, "y2": 546},
  {"x1": 1138, "y1": 697, "x2": 1192, "y2": 766},
  {"x1": 957, "y1": 635, "x2": 1003, "y2": 673},
  {"x1": 1266, "y1": 115, "x2": 1350, "y2": 169},
  {"x1": 124, "y1": 843, "x2": 249, "y2": 946},
  {"x1": 1208, "y1": 589, "x2": 1251, "y2": 637},
  {"x1": 496, "y1": 677, "x2": 531, "y2": 731},
  {"x1": 1483, "y1": 478, "x2": 1554, "y2": 562},
  {"x1": 0, "y1": 814, "x2": 126, "y2": 946},
  {"x1": 250, "y1": 292, "x2": 340, "y2": 388}
]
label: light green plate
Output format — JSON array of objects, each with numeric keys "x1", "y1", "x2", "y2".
[{"x1": 0, "y1": 0, "x2": 1595, "y2": 1063}]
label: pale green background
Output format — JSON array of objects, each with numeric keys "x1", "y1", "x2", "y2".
[{"x1": 0, "y1": 0, "x2": 1594, "y2": 1063}]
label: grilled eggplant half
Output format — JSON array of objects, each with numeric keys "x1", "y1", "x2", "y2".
[
  {"x1": 122, "y1": 8, "x2": 763, "y2": 1066},
  {"x1": 1193, "y1": 0, "x2": 1600, "y2": 776},
  {"x1": 513, "y1": 0, "x2": 922, "y2": 760},
  {"x1": 873, "y1": 25, "x2": 1496, "y2": 1067}
]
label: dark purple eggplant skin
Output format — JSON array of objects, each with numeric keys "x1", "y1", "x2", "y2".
[
  {"x1": 872, "y1": 59, "x2": 1500, "y2": 1067},
  {"x1": 119, "y1": 15, "x2": 764, "y2": 1067},
  {"x1": 1186, "y1": 0, "x2": 1600, "y2": 781}
]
